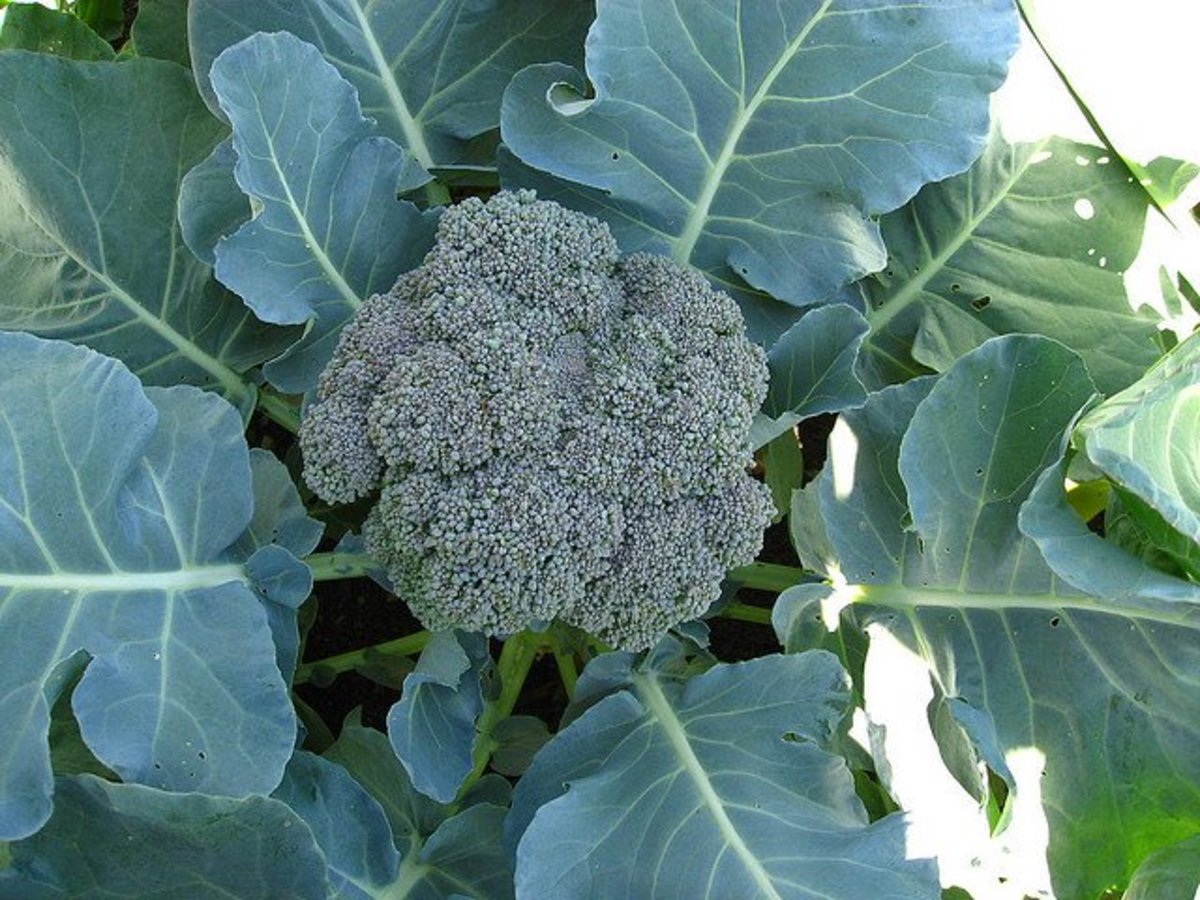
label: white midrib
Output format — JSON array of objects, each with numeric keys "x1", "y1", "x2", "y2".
[
  {"x1": 0, "y1": 563, "x2": 249, "y2": 592},
  {"x1": 854, "y1": 582, "x2": 1198, "y2": 628},
  {"x1": 347, "y1": 1, "x2": 437, "y2": 172},
  {"x1": 865, "y1": 138, "x2": 1048, "y2": 333},
  {"x1": 673, "y1": 0, "x2": 835, "y2": 266},
  {"x1": 90, "y1": 264, "x2": 250, "y2": 404},
  {"x1": 635, "y1": 674, "x2": 783, "y2": 900},
  {"x1": 263, "y1": 144, "x2": 363, "y2": 313}
]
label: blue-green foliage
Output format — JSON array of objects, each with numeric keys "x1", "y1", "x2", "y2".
[{"x1": 2, "y1": 1, "x2": 1198, "y2": 897}]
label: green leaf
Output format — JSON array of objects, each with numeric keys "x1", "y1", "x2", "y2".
[
  {"x1": 177, "y1": 136, "x2": 247, "y2": 265},
  {"x1": 0, "y1": 334, "x2": 297, "y2": 841},
  {"x1": 501, "y1": 0, "x2": 1017, "y2": 315},
  {"x1": 272, "y1": 753, "x2": 400, "y2": 899},
  {"x1": 0, "y1": 775, "x2": 329, "y2": 898},
  {"x1": 860, "y1": 132, "x2": 1164, "y2": 392},
  {"x1": 72, "y1": 0, "x2": 122, "y2": 41},
  {"x1": 188, "y1": 0, "x2": 592, "y2": 176},
  {"x1": 509, "y1": 651, "x2": 939, "y2": 898},
  {"x1": 323, "y1": 716, "x2": 515, "y2": 898},
  {"x1": 128, "y1": 0, "x2": 190, "y2": 67},
  {"x1": 1077, "y1": 332, "x2": 1200, "y2": 545},
  {"x1": 386, "y1": 631, "x2": 488, "y2": 803},
  {"x1": 205, "y1": 31, "x2": 439, "y2": 393},
  {"x1": 819, "y1": 335, "x2": 1200, "y2": 896},
  {"x1": 755, "y1": 303, "x2": 869, "y2": 447},
  {"x1": 0, "y1": 3, "x2": 113, "y2": 58},
  {"x1": 762, "y1": 430, "x2": 804, "y2": 522},
  {"x1": 0, "y1": 51, "x2": 294, "y2": 413},
  {"x1": 1123, "y1": 834, "x2": 1200, "y2": 900}
]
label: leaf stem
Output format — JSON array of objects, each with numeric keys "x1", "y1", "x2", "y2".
[
  {"x1": 256, "y1": 388, "x2": 301, "y2": 434},
  {"x1": 726, "y1": 562, "x2": 807, "y2": 593},
  {"x1": 422, "y1": 179, "x2": 451, "y2": 208},
  {"x1": 293, "y1": 630, "x2": 431, "y2": 685},
  {"x1": 717, "y1": 602, "x2": 774, "y2": 626},
  {"x1": 304, "y1": 550, "x2": 378, "y2": 582},
  {"x1": 551, "y1": 641, "x2": 579, "y2": 698},
  {"x1": 458, "y1": 630, "x2": 541, "y2": 798}
]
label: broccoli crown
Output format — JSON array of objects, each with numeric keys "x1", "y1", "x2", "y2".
[{"x1": 301, "y1": 190, "x2": 773, "y2": 649}]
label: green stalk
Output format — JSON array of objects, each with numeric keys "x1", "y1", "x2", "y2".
[
  {"x1": 457, "y1": 630, "x2": 541, "y2": 798},
  {"x1": 256, "y1": 388, "x2": 302, "y2": 434},
  {"x1": 304, "y1": 551, "x2": 378, "y2": 582},
  {"x1": 718, "y1": 602, "x2": 774, "y2": 626},
  {"x1": 551, "y1": 642, "x2": 579, "y2": 698},
  {"x1": 293, "y1": 630, "x2": 430, "y2": 686},
  {"x1": 726, "y1": 562, "x2": 807, "y2": 593}
]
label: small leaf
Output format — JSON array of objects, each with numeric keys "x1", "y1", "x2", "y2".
[
  {"x1": 0, "y1": 4, "x2": 114, "y2": 59},
  {"x1": 386, "y1": 632, "x2": 489, "y2": 803},
  {"x1": 756, "y1": 303, "x2": 870, "y2": 446},
  {"x1": 207, "y1": 31, "x2": 440, "y2": 393}
]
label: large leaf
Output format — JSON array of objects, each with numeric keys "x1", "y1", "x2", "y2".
[
  {"x1": 0, "y1": 334, "x2": 297, "y2": 841},
  {"x1": 189, "y1": 0, "x2": 592, "y2": 175},
  {"x1": 501, "y1": 0, "x2": 1018, "y2": 315},
  {"x1": 205, "y1": 31, "x2": 439, "y2": 393},
  {"x1": 128, "y1": 0, "x2": 191, "y2": 68},
  {"x1": 814, "y1": 336, "x2": 1200, "y2": 896},
  {"x1": 387, "y1": 631, "x2": 489, "y2": 803},
  {"x1": 0, "y1": 51, "x2": 293, "y2": 413},
  {"x1": 508, "y1": 650, "x2": 939, "y2": 898},
  {"x1": 0, "y1": 775, "x2": 329, "y2": 899},
  {"x1": 859, "y1": 132, "x2": 1165, "y2": 392}
]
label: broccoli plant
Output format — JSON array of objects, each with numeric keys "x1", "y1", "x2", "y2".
[{"x1": 1, "y1": 1, "x2": 1199, "y2": 899}]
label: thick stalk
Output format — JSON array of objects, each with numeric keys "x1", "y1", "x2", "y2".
[
  {"x1": 718, "y1": 602, "x2": 774, "y2": 626},
  {"x1": 726, "y1": 562, "x2": 807, "y2": 593},
  {"x1": 457, "y1": 631, "x2": 541, "y2": 798}
]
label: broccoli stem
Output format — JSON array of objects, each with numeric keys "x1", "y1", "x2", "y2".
[
  {"x1": 717, "y1": 602, "x2": 773, "y2": 626},
  {"x1": 550, "y1": 641, "x2": 579, "y2": 699},
  {"x1": 256, "y1": 388, "x2": 302, "y2": 434},
  {"x1": 457, "y1": 630, "x2": 541, "y2": 799},
  {"x1": 291, "y1": 630, "x2": 431, "y2": 686},
  {"x1": 304, "y1": 551, "x2": 378, "y2": 582},
  {"x1": 726, "y1": 562, "x2": 807, "y2": 593}
]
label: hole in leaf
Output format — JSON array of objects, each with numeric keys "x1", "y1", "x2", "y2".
[
  {"x1": 198, "y1": 751, "x2": 207, "y2": 760},
  {"x1": 971, "y1": 295, "x2": 991, "y2": 311},
  {"x1": 1050, "y1": 616, "x2": 1061, "y2": 627},
  {"x1": 975, "y1": 467, "x2": 984, "y2": 476},
  {"x1": 950, "y1": 283, "x2": 961, "y2": 292},
  {"x1": 610, "y1": 151, "x2": 620, "y2": 161}
]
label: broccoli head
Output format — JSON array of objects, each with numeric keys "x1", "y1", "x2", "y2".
[{"x1": 300, "y1": 190, "x2": 774, "y2": 650}]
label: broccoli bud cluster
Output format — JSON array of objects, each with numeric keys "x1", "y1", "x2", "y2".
[{"x1": 301, "y1": 191, "x2": 774, "y2": 649}]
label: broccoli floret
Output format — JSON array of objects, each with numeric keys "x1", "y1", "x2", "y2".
[{"x1": 301, "y1": 190, "x2": 774, "y2": 650}]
